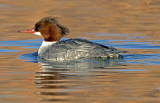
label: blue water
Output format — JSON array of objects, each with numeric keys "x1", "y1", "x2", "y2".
[
  {"x1": 0, "y1": 49, "x2": 20, "y2": 52},
  {"x1": 1, "y1": 34, "x2": 159, "y2": 66}
]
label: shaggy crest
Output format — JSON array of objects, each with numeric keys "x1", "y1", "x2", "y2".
[{"x1": 35, "y1": 16, "x2": 69, "y2": 36}]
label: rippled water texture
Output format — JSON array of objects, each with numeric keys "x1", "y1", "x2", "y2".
[{"x1": 0, "y1": 0, "x2": 160, "y2": 103}]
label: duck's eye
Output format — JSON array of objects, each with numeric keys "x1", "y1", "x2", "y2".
[{"x1": 35, "y1": 27, "x2": 40, "y2": 31}]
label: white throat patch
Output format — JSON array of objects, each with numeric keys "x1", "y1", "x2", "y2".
[
  {"x1": 38, "y1": 41, "x2": 57, "y2": 56},
  {"x1": 34, "y1": 32, "x2": 42, "y2": 36}
]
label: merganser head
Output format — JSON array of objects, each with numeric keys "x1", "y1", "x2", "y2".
[{"x1": 19, "y1": 16, "x2": 69, "y2": 42}]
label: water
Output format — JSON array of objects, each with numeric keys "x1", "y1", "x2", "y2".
[{"x1": 0, "y1": 0, "x2": 160, "y2": 103}]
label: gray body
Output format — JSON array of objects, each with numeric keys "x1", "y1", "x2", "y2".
[{"x1": 38, "y1": 38, "x2": 125, "y2": 61}]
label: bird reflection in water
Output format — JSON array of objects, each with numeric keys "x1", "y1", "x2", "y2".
[{"x1": 34, "y1": 57, "x2": 124, "y2": 102}]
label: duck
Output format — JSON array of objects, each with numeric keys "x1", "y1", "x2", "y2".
[{"x1": 19, "y1": 16, "x2": 125, "y2": 61}]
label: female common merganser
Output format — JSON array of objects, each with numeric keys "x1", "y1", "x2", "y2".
[{"x1": 19, "y1": 16, "x2": 125, "y2": 61}]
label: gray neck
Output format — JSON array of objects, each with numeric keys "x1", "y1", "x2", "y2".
[{"x1": 38, "y1": 41, "x2": 57, "y2": 56}]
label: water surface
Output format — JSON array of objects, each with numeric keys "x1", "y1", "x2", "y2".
[{"x1": 0, "y1": 0, "x2": 160, "y2": 103}]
